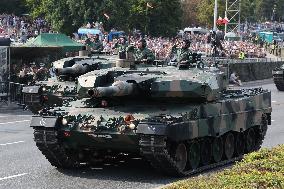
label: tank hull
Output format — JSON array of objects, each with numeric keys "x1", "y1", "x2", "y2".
[{"x1": 30, "y1": 88, "x2": 271, "y2": 175}]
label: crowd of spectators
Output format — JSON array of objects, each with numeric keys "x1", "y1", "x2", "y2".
[
  {"x1": 10, "y1": 63, "x2": 49, "y2": 84},
  {"x1": 0, "y1": 13, "x2": 52, "y2": 43},
  {"x1": 0, "y1": 15, "x2": 276, "y2": 84},
  {"x1": 81, "y1": 32, "x2": 267, "y2": 60}
]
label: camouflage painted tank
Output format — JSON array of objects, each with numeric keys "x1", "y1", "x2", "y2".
[
  {"x1": 22, "y1": 56, "x2": 114, "y2": 113},
  {"x1": 272, "y1": 64, "x2": 284, "y2": 91},
  {"x1": 30, "y1": 63, "x2": 272, "y2": 176}
]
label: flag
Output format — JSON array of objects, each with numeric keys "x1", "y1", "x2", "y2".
[
  {"x1": 146, "y1": 2, "x2": 153, "y2": 9},
  {"x1": 222, "y1": 16, "x2": 229, "y2": 24},
  {"x1": 103, "y1": 13, "x2": 110, "y2": 20},
  {"x1": 216, "y1": 16, "x2": 223, "y2": 25}
]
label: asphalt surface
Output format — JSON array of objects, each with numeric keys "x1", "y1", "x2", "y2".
[{"x1": 0, "y1": 80, "x2": 283, "y2": 189}]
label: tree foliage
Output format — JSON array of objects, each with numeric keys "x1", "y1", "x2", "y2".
[
  {"x1": 181, "y1": 0, "x2": 199, "y2": 27},
  {"x1": 14, "y1": 0, "x2": 284, "y2": 36},
  {"x1": 184, "y1": 0, "x2": 284, "y2": 29},
  {"x1": 0, "y1": 0, "x2": 27, "y2": 15},
  {"x1": 24, "y1": 0, "x2": 181, "y2": 36}
]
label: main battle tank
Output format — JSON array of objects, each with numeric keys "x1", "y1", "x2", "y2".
[
  {"x1": 22, "y1": 56, "x2": 114, "y2": 113},
  {"x1": 30, "y1": 63, "x2": 272, "y2": 176},
  {"x1": 272, "y1": 64, "x2": 284, "y2": 91}
]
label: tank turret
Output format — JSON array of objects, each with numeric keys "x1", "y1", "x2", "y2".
[
  {"x1": 22, "y1": 56, "x2": 115, "y2": 113},
  {"x1": 80, "y1": 66, "x2": 228, "y2": 102}
]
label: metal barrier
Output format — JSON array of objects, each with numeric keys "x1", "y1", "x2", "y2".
[
  {"x1": 9, "y1": 82, "x2": 26, "y2": 105},
  {"x1": 0, "y1": 81, "x2": 26, "y2": 107},
  {"x1": 0, "y1": 81, "x2": 9, "y2": 105},
  {"x1": 202, "y1": 57, "x2": 284, "y2": 64}
]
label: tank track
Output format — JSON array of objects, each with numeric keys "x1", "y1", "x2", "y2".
[
  {"x1": 33, "y1": 128, "x2": 79, "y2": 168},
  {"x1": 275, "y1": 82, "x2": 284, "y2": 91},
  {"x1": 139, "y1": 124, "x2": 266, "y2": 177},
  {"x1": 273, "y1": 73, "x2": 284, "y2": 91}
]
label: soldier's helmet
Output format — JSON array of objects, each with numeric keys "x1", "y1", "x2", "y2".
[
  {"x1": 182, "y1": 39, "x2": 191, "y2": 48},
  {"x1": 139, "y1": 39, "x2": 147, "y2": 48}
]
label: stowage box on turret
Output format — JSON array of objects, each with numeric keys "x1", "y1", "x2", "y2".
[{"x1": 30, "y1": 62, "x2": 272, "y2": 176}]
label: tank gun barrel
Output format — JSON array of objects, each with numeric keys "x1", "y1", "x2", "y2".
[
  {"x1": 55, "y1": 64, "x2": 95, "y2": 77},
  {"x1": 88, "y1": 81, "x2": 134, "y2": 98}
]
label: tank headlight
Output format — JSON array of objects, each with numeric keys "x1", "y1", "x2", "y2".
[
  {"x1": 129, "y1": 123, "x2": 136, "y2": 130},
  {"x1": 42, "y1": 87, "x2": 47, "y2": 92},
  {"x1": 62, "y1": 118, "x2": 68, "y2": 125}
]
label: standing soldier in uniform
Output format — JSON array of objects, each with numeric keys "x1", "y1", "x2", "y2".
[
  {"x1": 85, "y1": 34, "x2": 103, "y2": 53},
  {"x1": 171, "y1": 39, "x2": 193, "y2": 68},
  {"x1": 133, "y1": 39, "x2": 155, "y2": 64},
  {"x1": 114, "y1": 36, "x2": 128, "y2": 59}
]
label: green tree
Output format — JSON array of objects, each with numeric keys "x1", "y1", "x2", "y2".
[
  {"x1": 25, "y1": 0, "x2": 182, "y2": 36},
  {"x1": 25, "y1": 0, "x2": 73, "y2": 33},
  {"x1": 197, "y1": 0, "x2": 225, "y2": 29},
  {"x1": 128, "y1": 0, "x2": 182, "y2": 36},
  {"x1": 240, "y1": 0, "x2": 257, "y2": 22},
  {"x1": 101, "y1": 0, "x2": 132, "y2": 32},
  {"x1": 181, "y1": 0, "x2": 199, "y2": 27},
  {"x1": 0, "y1": 0, "x2": 27, "y2": 15}
]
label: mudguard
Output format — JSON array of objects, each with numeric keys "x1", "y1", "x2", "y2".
[
  {"x1": 30, "y1": 116, "x2": 57, "y2": 128},
  {"x1": 166, "y1": 121, "x2": 198, "y2": 141},
  {"x1": 22, "y1": 86, "x2": 41, "y2": 94},
  {"x1": 136, "y1": 122, "x2": 166, "y2": 135}
]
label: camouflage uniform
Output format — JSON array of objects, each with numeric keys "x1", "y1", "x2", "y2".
[
  {"x1": 172, "y1": 46, "x2": 193, "y2": 64},
  {"x1": 86, "y1": 38, "x2": 103, "y2": 52},
  {"x1": 134, "y1": 47, "x2": 155, "y2": 63},
  {"x1": 114, "y1": 43, "x2": 128, "y2": 59}
]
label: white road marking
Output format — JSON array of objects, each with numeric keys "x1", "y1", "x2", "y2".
[
  {"x1": 0, "y1": 141, "x2": 25, "y2": 146},
  {"x1": 0, "y1": 115, "x2": 31, "y2": 118},
  {"x1": 0, "y1": 173, "x2": 28, "y2": 181},
  {"x1": 0, "y1": 120, "x2": 30, "y2": 125},
  {"x1": 272, "y1": 101, "x2": 277, "y2": 103},
  {"x1": 271, "y1": 120, "x2": 275, "y2": 122}
]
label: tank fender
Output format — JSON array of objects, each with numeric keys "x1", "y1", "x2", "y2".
[
  {"x1": 166, "y1": 121, "x2": 198, "y2": 142},
  {"x1": 30, "y1": 116, "x2": 58, "y2": 128},
  {"x1": 136, "y1": 122, "x2": 166, "y2": 135},
  {"x1": 22, "y1": 86, "x2": 41, "y2": 94}
]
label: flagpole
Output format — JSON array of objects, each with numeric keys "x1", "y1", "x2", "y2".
[
  {"x1": 225, "y1": 0, "x2": 228, "y2": 34},
  {"x1": 213, "y1": 0, "x2": 218, "y2": 31},
  {"x1": 145, "y1": 3, "x2": 148, "y2": 35}
]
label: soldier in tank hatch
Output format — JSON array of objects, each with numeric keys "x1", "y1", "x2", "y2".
[
  {"x1": 85, "y1": 34, "x2": 103, "y2": 52},
  {"x1": 171, "y1": 39, "x2": 193, "y2": 69},
  {"x1": 113, "y1": 36, "x2": 128, "y2": 59},
  {"x1": 132, "y1": 39, "x2": 155, "y2": 64}
]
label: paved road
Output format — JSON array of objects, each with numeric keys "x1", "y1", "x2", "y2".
[{"x1": 0, "y1": 81, "x2": 283, "y2": 189}]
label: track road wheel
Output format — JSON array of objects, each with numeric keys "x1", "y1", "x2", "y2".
[
  {"x1": 200, "y1": 138, "x2": 211, "y2": 166},
  {"x1": 188, "y1": 141, "x2": 200, "y2": 169},
  {"x1": 224, "y1": 133, "x2": 235, "y2": 160},
  {"x1": 235, "y1": 132, "x2": 245, "y2": 156},
  {"x1": 212, "y1": 137, "x2": 223, "y2": 163},
  {"x1": 174, "y1": 143, "x2": 188, "y2": 172},
  {"x1": 245, "y1": 128, "x2": 256, "y2": 153}
]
